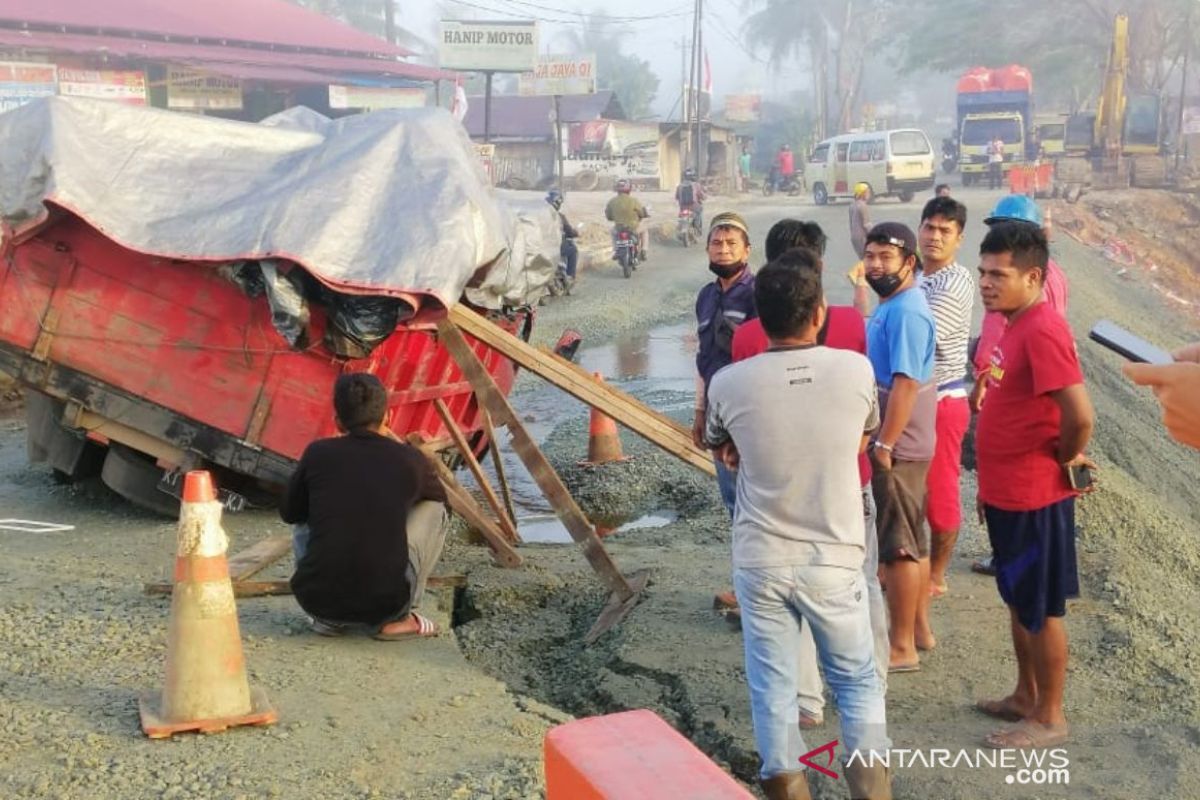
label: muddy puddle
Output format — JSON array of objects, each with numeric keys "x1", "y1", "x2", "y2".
[{"x1": 459, "y1": 322, "x2": 696, "y2": 544}]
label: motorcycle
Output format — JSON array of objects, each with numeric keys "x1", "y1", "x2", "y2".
[
  {"x1": 612, "y1": 227, "x2": 641, "y2": 278},
  {"x1": 762, "y1": 171, "x2": 803, "y2": 197},
  {"x1": 676, "y1": 207, "x2": 701, "y2": 247},
  {"x1": 941, "y1": 138, "x2": 958, "y2": 174}
]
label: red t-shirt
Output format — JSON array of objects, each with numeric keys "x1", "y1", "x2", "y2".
[
  {"x1": 732, "y1": 306, "x2": 871, "y2": 486},
  {"x1": 975, "y1": 302, "x2": 1084, "y2": 511}
]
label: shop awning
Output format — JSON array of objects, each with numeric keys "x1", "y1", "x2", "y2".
[{"x1": 0, "y1": 27, "x2": 456, "y2": 82}]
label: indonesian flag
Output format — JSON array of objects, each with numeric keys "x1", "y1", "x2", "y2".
[
  {"x1": 451, "y1": 79, "x2": 468, "y2": 122},
  {"x1": 703, "y1": 49, "x2": 712, "y2": 94}
]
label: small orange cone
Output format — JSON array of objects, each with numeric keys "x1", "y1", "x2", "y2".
[
  {"x1": 581, "y1": 373, "x2": 628, "y2": 466},
  {"x1": 140, "y1": 470, "x2": 277, "y2": 738}
]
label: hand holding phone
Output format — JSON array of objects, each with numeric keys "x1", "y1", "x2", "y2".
[
  {"x1": 1089, "y1": 320, "x2": 1174, "y2": 365},
  {"x1": 1063, "y1": 454, "x2": 1098, "y2": 494}
]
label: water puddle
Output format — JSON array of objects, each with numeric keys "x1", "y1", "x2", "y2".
[{"x1": 516, "y1": 510, "x2": 678, "y2": 545}]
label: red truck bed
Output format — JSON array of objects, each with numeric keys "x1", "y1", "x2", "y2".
[{"x1": 0, "y1": 212, "x2": 527, "y2": 501}]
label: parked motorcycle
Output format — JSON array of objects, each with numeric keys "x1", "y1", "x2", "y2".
[
  {"x1": 676, "y1": 207, "x2": 701, "y2": 247},
  {"x1": 612, "y1": 228, "x2": 641, "y2": 278}
]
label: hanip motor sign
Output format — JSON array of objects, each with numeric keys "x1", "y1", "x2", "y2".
[{"x1": 439, "y1": 20, "x2": 538, "y2": 73}]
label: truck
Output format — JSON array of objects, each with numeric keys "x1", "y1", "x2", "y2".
[
  {"x1": 0, "y1": 98, "x2": 554, "y2": 516},
  {"x1": 956, "y1": 65, "x2": 1034, "y2": 186}
]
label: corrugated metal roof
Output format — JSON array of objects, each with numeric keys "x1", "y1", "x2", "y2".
[
  {"x1": 0, "y1": 28, "x2": 455, "y2": 82},
  {"x1": 0, "y1": 0, "x2": 414, "y2": 58},
  {"x1": 463, "y1": 92, "x2": 623, "y2": 139}
]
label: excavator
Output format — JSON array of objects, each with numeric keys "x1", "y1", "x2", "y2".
[{"x1": 1058, "y1": 13, "x2": 1168, "y2": 192}]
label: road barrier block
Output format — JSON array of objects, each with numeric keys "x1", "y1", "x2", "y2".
[{"x1": 544, "y1": 709, "x2": 754, "y2": 799}]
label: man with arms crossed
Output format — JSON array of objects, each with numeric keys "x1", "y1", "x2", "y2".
[
  {"x1": 707, "y1": 256, "x2": 890, "y2": 800},
  {"x1": 863, "y1": 222, "x2": 937, "y2": 672},
  {"x1": 916, "y1": 197, "x2": 975, "y2": 600},
  {"x1": 974, "y1": 222, "x2": 1094, "y2": 749}
]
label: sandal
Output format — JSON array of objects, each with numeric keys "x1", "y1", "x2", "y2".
[
  {"x1": 971, "y1": 557, "x2": 996, "y2": 576},
  {"x1": 373, "y1": 612, "x2": 439, "y2": 641}
]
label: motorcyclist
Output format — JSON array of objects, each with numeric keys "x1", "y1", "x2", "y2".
[
  {"x1": 674, "y1": 168, "x2": 707, "y2": 234},
  {"x1": 546, "y1": 189, "x2": 579, "y2": 291},
  {"x1": 604, "y1": 178, "x2": 649, "y2": 262},
  {"x1": 775, "y1": 144, "x2": 795, "y2": 191}
]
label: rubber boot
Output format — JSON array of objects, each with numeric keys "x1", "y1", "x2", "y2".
[
  {"x1": 845, "y1": 762, "x2": 892, "y2": 800},
  {"x1": 759, "y1": 771, "x2": 812, "y2": 800}
]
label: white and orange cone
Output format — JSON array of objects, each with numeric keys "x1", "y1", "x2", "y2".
[
  {"x1": 580, "y1": 373, "x2": 629, "y2": 466},
  {"x1": 140, "y1": 470, "x2": 277, "y2": 738}
]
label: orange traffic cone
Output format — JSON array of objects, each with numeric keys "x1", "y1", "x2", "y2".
[
  {"x1": 140, "y1": 470, "x2": 277, "y2": 738},
  {"x1": 581, "y1": 373, "x2": 628, "y2": 466}
]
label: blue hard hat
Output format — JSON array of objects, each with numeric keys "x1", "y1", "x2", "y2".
[{"x1": 984, "y1": 194, "x2": 1043, "y2": 227}]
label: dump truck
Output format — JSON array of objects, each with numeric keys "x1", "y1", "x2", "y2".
[
  {"x1": 0, "y1": 98, "x2": 555, "y2": 515},
  {"x1": 956, "y1": 65, "x2": 1034, "y2": 186}
]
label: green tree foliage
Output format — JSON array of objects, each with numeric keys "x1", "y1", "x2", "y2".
[
  {"x1": 892, "y1": 0, "x2": 1197, "y2": 110},
  {"x1": 559, "y1": 14, "x2": 660, "y2": 119}
]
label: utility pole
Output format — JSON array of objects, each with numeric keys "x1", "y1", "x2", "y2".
[
  {"x1": 688, "y1": 0, "x2": 702, "y2": 180},
  {"x1": 694, "y1": 0, "x2": 704, "y2": 180},
  {"x1": 384, "y1": 0, "x2": 396, "y2": 45},
  {"x1": 677, "y1": 36, "x2": 690, "y2": 168},
  {"x1": 1176, "y1": 3, "x2": 1192, "y2": 173}
]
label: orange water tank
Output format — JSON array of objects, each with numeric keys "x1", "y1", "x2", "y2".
[{"x1": 956, "y1": 66, "x2": 991, "y2": 93}]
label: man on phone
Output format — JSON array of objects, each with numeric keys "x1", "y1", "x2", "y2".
[{"x1": 974, "y1": 222, "x2": 1094, "y2": 749}]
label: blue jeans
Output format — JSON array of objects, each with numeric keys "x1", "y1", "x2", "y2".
[
  {"x1": 796, "y1": 485, "x2": 889, "y2": 716},
  {"x1": 735, "y1": 564, "x2": 890, "y2": 780},
  {"x1": 715, "y1": 455, "x2": 737, "y2": 518}
]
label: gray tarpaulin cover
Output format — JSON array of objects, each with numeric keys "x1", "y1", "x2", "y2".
[{"x1": 0, "y1": 97, "x2": 555, "y2": 310}]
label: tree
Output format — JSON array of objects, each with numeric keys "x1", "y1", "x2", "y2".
[
  {"x1": 558, "y1": 13, "x2": 660, "y2": 119},
  {"x1": 742, "y1": 0, "x2": 892, "y2": 136},
  {"x1": 892, "y1": 0, "x2": 1198, "y2": 110},
  {"x1": 286, "y1": 0, "x2": 430, "y2": 55}
]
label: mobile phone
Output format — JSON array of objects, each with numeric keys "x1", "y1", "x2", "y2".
[
  {"x1": 1066, "y1": 464, "x2": 1093, "y2": 491},
  {"x1": 1088, "y1": 320, "x2": 1174, "y2": 365}
]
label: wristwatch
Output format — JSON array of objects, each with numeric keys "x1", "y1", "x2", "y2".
[{"x1": 871, "y1": 441, "x2": 894, "y2": 453}]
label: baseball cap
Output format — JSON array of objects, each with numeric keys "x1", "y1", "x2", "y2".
[
  {"x1": 866, "y1": 221, "x2": 918, "y2": 254},
  {"x1": 708, "y1": 211, "x2": 749, "y2": 238}
]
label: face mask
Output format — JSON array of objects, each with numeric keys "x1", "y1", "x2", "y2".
[
  {"x1": 866, "y1": 265, "x2": 909, "y2": 298},
  {"x1": 709, "y1": 261, "x2": 746, "y2": 280}
]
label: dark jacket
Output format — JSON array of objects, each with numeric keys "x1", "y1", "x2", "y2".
[{"x1": 695, "y1": 268, "x2": 757, "y2": 390}]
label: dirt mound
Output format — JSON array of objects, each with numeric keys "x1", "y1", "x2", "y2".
[{"x1": 1051, "y1": 190, "x2": 1200, "y2": 314}]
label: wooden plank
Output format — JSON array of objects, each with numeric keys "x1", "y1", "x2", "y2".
[
  {"x1": 438, "y1": 318, "x2": 635, "y2": 602},
  {"x1": 227, "y1": 535, "x2": 292, "y2": 581},
  {"x1": 144, "y1": 574, "x2": 467, "y2": 598},
  {"x1": 434, "y1": 398, "x2": 519, "y2": 543},
  {"x1": 448, "y1": 304, "x2": 715, "y2": 477},
  {"x1": 481, "y1": 407, "x2": 518, "y2": 529},
  {"x1": 410, "y1": 438, "x2": 523, "y2": 569}
]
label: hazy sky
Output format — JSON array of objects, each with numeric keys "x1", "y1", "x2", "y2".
[{"x1": 398, "y1": 0, "x2": 809, "y2": 118}]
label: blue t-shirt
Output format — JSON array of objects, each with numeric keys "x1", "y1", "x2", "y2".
[{"x1": 866, "y1": 285, "x2": 937, "y2": 461}]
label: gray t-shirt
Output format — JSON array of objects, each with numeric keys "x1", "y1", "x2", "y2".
[{"x1": 706, "y1": 346, "x2": 880, "y2": 571}]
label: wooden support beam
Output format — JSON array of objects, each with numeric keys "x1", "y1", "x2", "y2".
[
  {"x1": 145, "y1": 574, "x2": 467, "y2": 599},
  {"x1": 437, "y1": 317, "x2": 637, "y2": 607},
  {"x1": 448, "y1": 304, "x2": 715, "y2": 477},
  {"x1": 434, "y1": 398, "x2": 520, "y2": 544},
  {"x1": 481, "y1": 407, "x2": 518, "y2": 529},
  {"x1": 227, "y1": 535, "x2": 292, "y2": 581},
  {"x1": 413, "y1": 440, "x2": 523, "y2": 569}
]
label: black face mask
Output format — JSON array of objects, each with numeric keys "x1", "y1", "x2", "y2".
[
  {"x1": 866, "y1": 264, "x2": 909, "y2": 298},
  {"x1": 709, "y1": 261, "x2": 746, "y2": 280}
]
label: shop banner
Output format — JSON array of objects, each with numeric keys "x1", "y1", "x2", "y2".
[
  {"x1": 518, "y1": 55, "x2": 596, "y2": 96},
  {"x1": 58, "y1": 69, "x2": 147, "y2": 105},
  {"x1": 167, "y1": 67, "x2": 242, "y2": 111},
  {"x1": 0, "y1": 61, "x2": 57, "y2": 112},
  {"x1": 438, "y1": 20, "x2": 538, "y2": 72},
  {"x1": 328, "y1": 85, "x2": 426, "y2": 110}
]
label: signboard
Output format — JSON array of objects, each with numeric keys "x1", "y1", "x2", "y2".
[
  {"x1": 1183, "y1": 106, "x2": 1200, "y2": 136},
  {"x1": 0, "y1": 61, "x2": 57, "y2": 112},
  {"x1": 473, "y1": 143, "x2": 495, "y2": 181},
  {"x1": 166, "y1": 67, "x2": 242, "y2": 110},
  {"x1": 563, "y1": 120, "x2": 661, "y2": 189},
  {"x1": 58, "y1": 69, "x2": 147, "y2": 105},
  {"x1": 518, "y1": 55, "x2": 596, "y2": 96},
  {"x1": 328, "y1": 85, "x2": 425, "y2": 110},
  {"x1": 683, "y1": 85, "x2": 712, "y2": 122},
  {"x1": 724, "y1": 93, "x2": 761, "y2": 123},
  {"x1": 438, "y1": 20, "x2": 538, "y2": 72}
]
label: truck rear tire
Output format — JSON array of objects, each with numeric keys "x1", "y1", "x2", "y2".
[
  {"x1": 898, "y1": 190, "x2": 915, "y2": 203},
  {"x1": 24, "y1": 389, "x2": 106, "y2": 481},
  {"x1": 100, "y1": 443, "x2": 180, "y2": 517},
  {"x1": 812, "y1": 183, "x2": 828, "y2": 206}
]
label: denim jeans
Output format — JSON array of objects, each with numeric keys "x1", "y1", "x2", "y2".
[
  {"x1": 735, "y1": 564, "x2": 890, "y2": 780},
  {"x1": 715, "y1": 455, "x2": 737, "y2": 519},
  {"x1": 796, "y1": 485, "x2": 890, "y2": 717}
]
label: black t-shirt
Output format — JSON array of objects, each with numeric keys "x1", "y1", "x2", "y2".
[{"x1": 281, "y1": 431, "x2": 446, "y2": 625}]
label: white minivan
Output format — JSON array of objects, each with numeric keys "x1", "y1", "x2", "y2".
[{"x1": 806, "y1": 129, "x2": 936, "y2": 205}]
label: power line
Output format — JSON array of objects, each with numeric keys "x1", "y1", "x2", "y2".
[
  {"x1": 445, "y1": 0, "x2": 691, "y2": 25},
  {"x1": 707, "y1": 10, "x2": 770, "y2": 65}
]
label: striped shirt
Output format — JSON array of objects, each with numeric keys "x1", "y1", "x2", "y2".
[{"x1": 918, "y1": 262, "x2": 975, "y2": 396}]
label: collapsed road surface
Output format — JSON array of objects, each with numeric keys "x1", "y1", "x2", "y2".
[{"x1": 2, "y1": 186, "x2": 1199, "y2": 799}]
